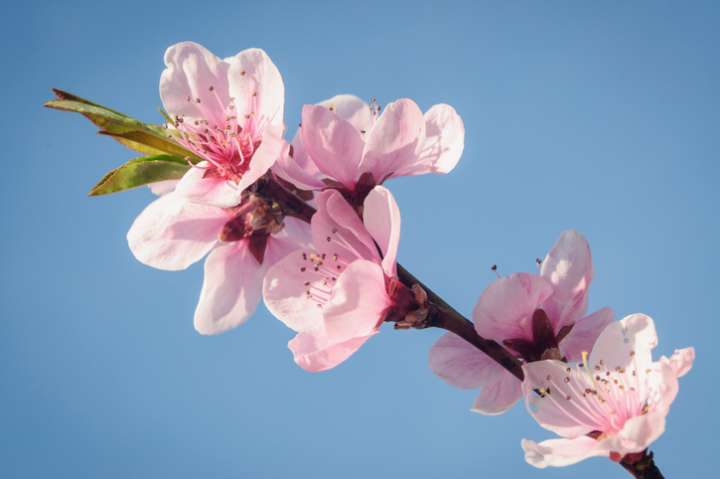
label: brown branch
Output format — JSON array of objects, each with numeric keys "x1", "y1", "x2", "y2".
[
  {"x1": 396, "y1": 264, "x2": 525, "y2": 381},
  {"x1": 621, "y1": 451, "x2": 665, "y2": 479}
]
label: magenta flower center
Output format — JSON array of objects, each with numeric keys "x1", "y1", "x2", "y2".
[{"x1": 171, "y1": 90, "x2": 265, "y2": 183}]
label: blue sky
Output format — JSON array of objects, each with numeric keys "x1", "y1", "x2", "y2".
[{"x1": 3, "y1": 1, "x2": 718, "y2": 477}]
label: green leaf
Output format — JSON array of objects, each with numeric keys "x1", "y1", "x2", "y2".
[
  {"x1": 89, "y1": 155, "x2": 191, "y2": 196},
  {"x1": 45, "y1": 89, "x2": 201, "y2": 161}
]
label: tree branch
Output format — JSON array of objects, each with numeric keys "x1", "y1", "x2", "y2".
[{"x1": 621, "y1": 451, "x2": 665, "y2": 479}]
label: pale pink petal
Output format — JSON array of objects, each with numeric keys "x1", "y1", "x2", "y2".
[
  {"x1": 429, "y1": 332, "x2": 521, "y2": 414},
  {"x1": 472, "y1": 273, "x2": 555, "y2": 342},
  {"x1": 274, "y1": 95, "x2": 373, "y2": 190},
  {"x1": 272, "y1": 131, "x2": 325, "y2": 190},
  {"x1": 232, "y1": 124, "x2": 287, "y2": 192},
  {"x1": 160, "y1": 42, "x2": 230, "y2": 125},
  {"x1": 301, "y1": 104, "x2": 364, "y2": 188},
  {"x1": 664, "y1": 347, "x2": 695, "y2": 378},
  {"x1": 127, "y1": 192, "x2": 227, "y2": 271},
  {"x1": 653, "y1": 359, "x2": 681, "y2": 415},
  {"x1": 265, "y1": 217, "x2": 312, "y2": 265},
  {"x1": 412, "y1": 104, "x2": 465, "y2": 175},
  {"x1": 289, "y1": 329, "x2": 375, "y2": 372},
  {"x1": 521, "y1": 437, "x2": 610, "y2": 468},
  {"x1": 560, "y1": 307, "x2": 614, "y2": 361},
  {"x1": 522, "y1": 360, "x2": 606, "y2": 437},
  {"x1": 540, "y1": 230, "x2": 593, "y2": 326},
  {"x1": 313, "y1": 190, "x2": 379, "y2": 263},
  {"x1": 429, "y1": 332, "x2": 491, "y2": 389},
  {"x1": 607, "y1": 410, "x2": 667, "y2": 456},
  {"x1": 148, "y1": 179, "x2": 179, "y2": 196},
  {"x1": 471, "y1": 371, "x2": 522, "y2": 416},
  {"x1": 194, "y1": 241, "x2": 264, "y2": 335},
  {"x1": 318, "y1": 94, "x2": 374, "y2": 133},
  {"x1": 362, "y1": 185, "x2": 401, "y2": 277},
  {"x1": 588, "y1": 313, "x2": 658, "y2": 373},
  {"x1": 226, "y1": 48, "x2": 284, "y2": 127},
  {"x1": 175, "y1": 162, "x2": 245, "y2": 208},
  {"x1": 361, "y1": 99, "x2": 425, "y2": 182},
  {"x1": 262, "y1": 249, "x2": 326, "y2": 333},
  {"x1": 322, "y1": 260, "x2": 391, "y2": 340}
]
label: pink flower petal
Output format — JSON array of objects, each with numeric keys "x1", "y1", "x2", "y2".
[
  {"x1": 471, "y1": 370, "x2": 522, "y2": 416},
  {"x1": 472, "y1": 273, "x2": 555, "y2": 342},
  {"x1": 194, "y1": 241, "x2": 265, "y2": 335},
  {"x1": 588, "y1": 313, "x2": 658, "y2": 373},
  {"x1": 540, "y1": 230, "x2": 593, "y2": 326},
  {"x1": 313, "y1": 190, "x2": 379, "y2": 263},
  {"x1": 362, "y1": 185, "x2": 401, "y2": 277},
  {"x1": 127, "y1": 192, "x2": 227, "y2": 271},
  {"x1": 412, "y1": 104, "x2": 465, "y2": 175},
  {"x1": 226, "y1": 48, "x2": 285, "y2": 127},
  {"x1": 653, "y1": 359, "x2": 681, "y2": 415},
  {"x1": 522, "y1": 360, "x2": 606, "y2": 437},
  {"x1": 273, "y1": 130, "x2": 325, "y2": 191},
  {"x1": 322, "y1": 260, "x2": 391, "y2": 341},
  {"x1": 361, "y1": 98, "x2": 425, "y2": 182},
  {"x1": 429, "y1": 332, "x2": 521, "y2": 414},
  {"x1": 318, "y1": 94, "x2": 375, "y2": 134},
  {"x1": 160, "y1": 42, "x2": 230, "y2": 125},
  {"x1": 289, "y1": 329, "x2": 375, "y2": 372},
  {"x1": 233, "y1": 123, "x2": 287, "y2": 191},
  {"x1": 521, "y1": 437, "x2": 610, "y2": 468},
  {"x1": 429, "y1": 332, "x2": 490, "y2": 389},
  {"x1": 301, "y1": 104, "x2": 365, "y2": 188},
  {"x1": 265, "y1": 217, "x2": 312, "y2": 263},
  {"x1": 664, "y1": 347, "x2": 695, "y2": 378},
  {"x1": 262, "y1": 249, "x2": 327, "y2": 333},
  {"x1": 607, "y1": 410, "x2": 667, "y2": 456},
  {"x1": 148, "y1": 179, "x2": 179, "y2": 196},
  {"x1": 175, "y1": 162, "x2": 245, "y2": 208},
  {"x1": 560, "y1": 307, "x2": 614, "y2": 361}
]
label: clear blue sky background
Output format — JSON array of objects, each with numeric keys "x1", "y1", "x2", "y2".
[{"x1": 3, "y1": 1, "x2": 718, "y2": 477}]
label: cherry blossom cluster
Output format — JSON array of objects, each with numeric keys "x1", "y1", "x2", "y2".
[{"x1": 50, "y1": 42, "x2": 695, "y2": 478}]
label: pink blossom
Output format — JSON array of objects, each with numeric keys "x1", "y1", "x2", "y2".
[
  {"x1": 429, "y1": 230, "x2": 613, "y2": 415},
  {"x1": 160, "y1": 41, "x2": 287, "y2": 208},
  {"x1": 263, "y1": 185, "x2": 417, "y2": 372},
  {"x1": 127, "y1": 191, "x2": 309, "y2": 335},
  {"x1": 274, "y1": 94, "x2": 464, "y2": 200},
  {"x1": 521, "y1": 314, "x2": 694, "y2": 468}
]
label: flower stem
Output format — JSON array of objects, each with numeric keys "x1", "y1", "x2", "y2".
[{"x1": 620, "y1": 451, "x2": 665, "y2": 479}]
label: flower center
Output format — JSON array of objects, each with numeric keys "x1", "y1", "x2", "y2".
[
  {"x1": 503, "y1": 309, "x2": 569, "y2": 362},
  {"x1": 219, "y1": 194, "x2": 284, "y2": 263},
  {"x1": 170, "y1": 88, "x2": 267, "y2": 183},
  {"x1": 298, "y1": 250, "x2": 348, "y2": 309}
]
